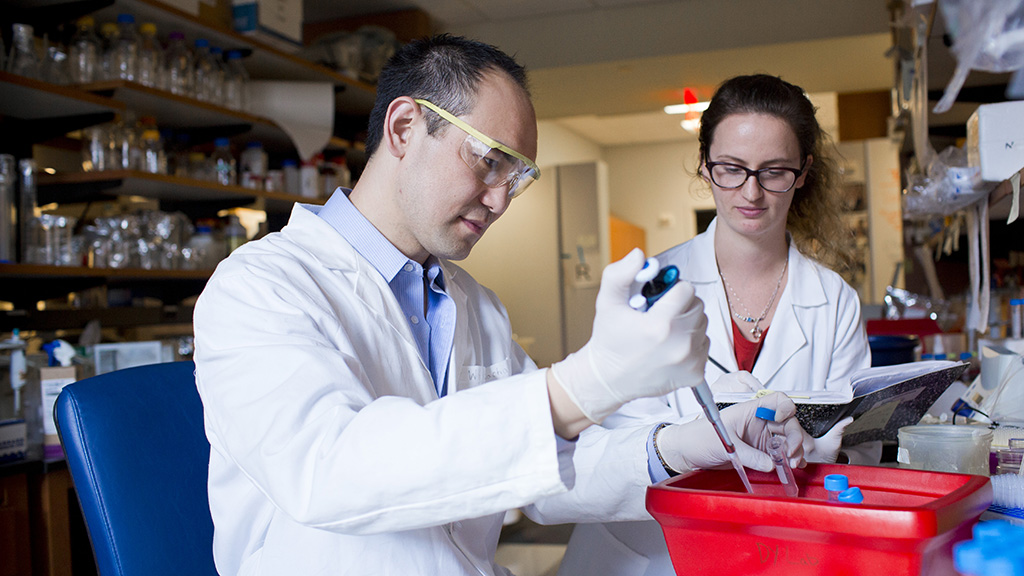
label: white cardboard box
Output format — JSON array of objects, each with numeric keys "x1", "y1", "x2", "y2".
[
  {"x1": 966, "y1": 100, "x2": 1024, "y2": 183},
  {"x1": 232, "y1": 0, "x2": 303, "y2": 51},
  {"x1": 0, "y1": 419, "x2": 27, "y2": 462}
]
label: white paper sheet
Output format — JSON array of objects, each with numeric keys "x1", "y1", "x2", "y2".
[{"x1": 247, "y1": 81, "x2": 335, "y2": 162}]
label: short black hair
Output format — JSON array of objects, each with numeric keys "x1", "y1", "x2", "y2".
[{"x1": 364, "y1": 34, "x2": 530, "y2": 158}]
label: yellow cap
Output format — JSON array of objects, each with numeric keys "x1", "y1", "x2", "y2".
[
  {"x1": 77, "y1": 16, "x2": 95, "y2": 28},
  {"x1": 140, "y1": 22, "x2": 157, "y2": 35},
  {"x1": 142, "y1": 129, "x2": 161, "y2": 141}
]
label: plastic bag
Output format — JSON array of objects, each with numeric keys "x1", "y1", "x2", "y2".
[
  {"x1": 903, "y1": 145, "x2": 989, "y2": 218},
  {"x1": 934, "y1": 0, "x2": 1024, "y2": 113}
]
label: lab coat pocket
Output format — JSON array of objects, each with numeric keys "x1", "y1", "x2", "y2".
[
  {"x1": 459, "y1": 358, "x2": 512, "y2": 389},
  {"x1": 557, "y1": 523, "x2": 650, "y2": 576}
]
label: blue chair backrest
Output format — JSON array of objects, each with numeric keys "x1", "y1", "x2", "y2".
[{"x1": 54, "y1": 360, "x2": 217, "y2": 576}]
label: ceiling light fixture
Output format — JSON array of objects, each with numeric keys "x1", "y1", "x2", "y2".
[{"x1": 665, "y1": 88, "x2": 707, "y2": 133}]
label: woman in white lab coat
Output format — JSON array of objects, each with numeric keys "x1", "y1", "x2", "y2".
[{"x1": 557, "y1": 74, "x2": 872, "y2": 576}]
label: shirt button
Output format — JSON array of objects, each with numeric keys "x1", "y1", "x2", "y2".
[
  {"x1": 410, "y1": 316, "x2": 419, "y2": 324},
  {"x1": 404, "y1": 263, "x2": 414, "y2": 272}
]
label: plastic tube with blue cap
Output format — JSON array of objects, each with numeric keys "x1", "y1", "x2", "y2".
[
  {"x1": 824, "y1": 474, "x2": 849, "y2": 502},
  {"x1": 757, "y1": 407, "x2": 798, "y2": 497}
]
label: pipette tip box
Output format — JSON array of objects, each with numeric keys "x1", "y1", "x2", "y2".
[{"x1": 646, "y1": 463, "x2": 991, "y2": 576}]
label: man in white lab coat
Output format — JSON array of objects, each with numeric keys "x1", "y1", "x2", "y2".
[{"x1": 193, "y1": 35, "x2": 805, "y2": 576}]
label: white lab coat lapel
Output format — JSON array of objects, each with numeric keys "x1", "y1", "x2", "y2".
[
  {"x1": 441, "y1": 261, "x2": 470, "y2": 395},
  {"x1": 751, "y1": 242, "x2": 826, "y2": 384},
  {"x1": 284, "y1": 204, "x2": 435, "y2": 403},
  {"x1": 683, "y1": 224, "x2": 739, "y2": 373}
]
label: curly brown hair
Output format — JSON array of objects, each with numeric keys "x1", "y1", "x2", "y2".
[{"x1": 696, "y1": 74, "x2": 855, "y2": 274}]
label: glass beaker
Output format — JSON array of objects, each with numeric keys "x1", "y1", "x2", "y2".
[{"x1": 8, "y1": 24, "x2": 40, "y2": 79}]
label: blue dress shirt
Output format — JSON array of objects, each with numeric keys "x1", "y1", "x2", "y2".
[{"x1": 317, "y1": 190, "x2": 456, "y2": 397}]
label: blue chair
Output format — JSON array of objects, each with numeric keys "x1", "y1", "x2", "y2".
[{"x1": 54, "y1": 360, "x2": 218, "y2": 576}]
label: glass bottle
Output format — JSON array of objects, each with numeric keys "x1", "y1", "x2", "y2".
[
  {"x1": 207, "y1": 45, "x2": 226, "y2": 105},
  {"x1": 112, "y1": 13, "x2": 139, "y2": 81},
  {"x1": 8, "y1": 24, "x2": 40, "y2": 79},
  {"x1": 98, "y1": 21, "x2": 120, "y2": 81},
  {"x1": 224, "y1": 214, "x2": 246, "y2": 253},
  {"x1": 210, "y1": 138, "x2": 236, "y2": 186},
  {"x1": 239, "y1": 141, "x2": 267, "y2": 189},
  {"x1": 164, "y1": 31, "x2": 193, "y2": 97},
  {"x1": 281, "y1": 158, "x2": 300, "y2": 195},
  {"x1": 140, "y1": 129, "x2": 166, "y2": 174},
  {"x1": 192, "y1": 38, "x2": 216, "y2": 102},
  {"x1": 222, "y1": 50, "x2": 248, "y2": 111},
  {"x1": 137, "y1": 22, "x2": 162, "y2": 88},
  {"x1": 188, "y1": 152, "x2": 212, "y2": 181},
  {"x1": 69, "y1": 16, "x2": 101, "y2": 84},
  {"x1": 0, "y1": 155, "x2": 16, "y2": 263},
  {"x1": 115, "y1": 110, "x2": 143, "y2": 171},
  {"x1": 19, "y1": 159, "x2": 38, "y2": 264},
  {"x1": 81, "y1": 124, "x2": 109, "y2": 172},
  {"x1": 41, "y1": 42, "x2": 71, "y2": 85}
]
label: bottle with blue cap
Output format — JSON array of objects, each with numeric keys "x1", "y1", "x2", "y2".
[
  {"x1": 824, "y1": 473, "x2": 848, "y2": 502},
  {"x1": 954, "y1": 520, "x2": 1024, "y2": 576}
]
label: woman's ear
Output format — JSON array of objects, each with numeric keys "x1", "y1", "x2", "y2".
[
  {"x1": 382, "y1": 96, "x2": 420, "y2": 159},
  {"x1": 795, "y1": 154, "x2": 813, "y2": 188}
]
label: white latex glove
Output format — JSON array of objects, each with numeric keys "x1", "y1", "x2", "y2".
[
  {"x1": 710, "y1": 370, "x2": 764, "y2": 394},
  {"x1": 551, "y1": 248, "x2": 709, "y2": 424},
  {"x1": 656, "y1": 392, "x2": 805, "y2": 474},
  {"x1": 802, "y1": 416, "x2": 853, "y2": 464}
]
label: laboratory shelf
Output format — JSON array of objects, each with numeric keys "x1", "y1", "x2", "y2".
[
  {"x1": 0, "y1": 263, "x2": 211, "y2": 310},
  {"x1": 76, "y1": 79, "x2": 295, "y2": 151},
  {"x1": 37, "y1": 170, "x2": 318, "y2": 214}
]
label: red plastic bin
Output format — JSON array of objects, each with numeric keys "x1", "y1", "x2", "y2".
[{"x1": 646, "y1": 463, "x2": 992, "y2": 576}]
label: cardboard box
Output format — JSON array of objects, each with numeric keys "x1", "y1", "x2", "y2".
[
  {"x1": 30, "y1": 366, "x2": 78, "y2": 459},
  {"x1": 967, "y1": 100, "x2": 1024, "y2": 183},
  {"x1": 0, "y1": 419, "x2": 27, "y2": 462},
  {"x1": 233, "y1": 0, "x2": 302, "y2": 52},
  {"x1": 647, "y1": 463, "x2": 992, "y2": 576}
]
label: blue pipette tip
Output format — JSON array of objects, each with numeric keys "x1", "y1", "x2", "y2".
[{"x1": 755, "y1": 407, "x2": 777, "y2": 422}]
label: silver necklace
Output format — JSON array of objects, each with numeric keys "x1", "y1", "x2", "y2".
[{"x1": 719, "y1": 257, "x2": 788, "y2": 341}]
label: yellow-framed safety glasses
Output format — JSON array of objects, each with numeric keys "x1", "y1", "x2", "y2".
[{"x1": 415, "y1": 98, "x2": 540, "y2": 199}]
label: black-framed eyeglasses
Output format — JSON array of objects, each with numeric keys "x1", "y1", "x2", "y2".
[{"x1": 704, "y1": 161, "x2": 806, "y2": 193}]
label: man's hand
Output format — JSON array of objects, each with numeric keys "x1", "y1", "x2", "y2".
[{"x1": 550, "y1": 248, "x2": 709, "y2": 427}]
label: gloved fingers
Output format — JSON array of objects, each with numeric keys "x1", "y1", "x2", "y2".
[
  {"x1": 710, "y1": 370, "x2": 763, "y2": 393},
  {"x1": 825, "y1": 416, "x2": 854, "y2": 439},
  {"x1": 758, "y1": 391, "x2": 798, "y2": 422},
  {"x1": 646, "y1": 278, "x2": 699, "y2": 319},
  {"x1": 595, "y1": 248, "x2": 646, "y2": 309},
  {"x1": 806, "y1": 416, "x2": 852, "y2": 464},
  {"x1": 734, "y1": 438, "x2": 775, "y2": 473},
  {"x1": 778, "y1": 417, "x2": 808, "y2": 468}
]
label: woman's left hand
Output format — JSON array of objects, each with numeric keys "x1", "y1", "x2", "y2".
[{"x1": 657, "y1": 392, "x2": 806, "y2": 474}]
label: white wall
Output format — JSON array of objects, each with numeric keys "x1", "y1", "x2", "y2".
[
  {"x1": 603, "y1": 140, "x2": 714, "y2": 254},
  {"x1": 460, "y1": 121, "x2": 602, "y2": 367}
]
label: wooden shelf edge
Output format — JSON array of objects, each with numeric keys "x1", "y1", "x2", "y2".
[
  {"x1": 0, "y1": 263, "x2": 213, "y2": 279},
  {"x1": 0, "y1": 71, "x2": 125, "y2": 111}
]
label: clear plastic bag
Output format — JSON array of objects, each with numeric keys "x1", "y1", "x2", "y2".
[
  {"x1": 934, "y1": 0, "x2": 1024, "y2": 113},
  {"x1": 903, "y1": 145, "x2": 989, "y2": 218}
]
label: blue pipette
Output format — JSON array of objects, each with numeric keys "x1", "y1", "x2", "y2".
[{"x1": 632, "y1": 258, "x2": 754, "y2": 494}]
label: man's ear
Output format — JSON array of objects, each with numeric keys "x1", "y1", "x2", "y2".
[{"x1": 383, "y1": 96, "x2": 420, "y2": 159}]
